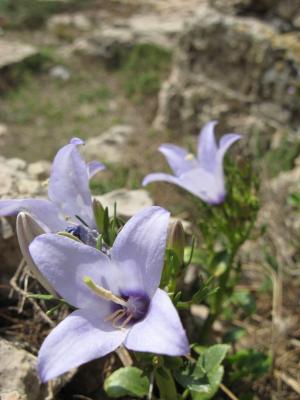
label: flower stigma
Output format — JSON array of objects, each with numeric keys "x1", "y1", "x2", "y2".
[{"x1": 185, "y1": 153, "x2": 195, "y2": 161}]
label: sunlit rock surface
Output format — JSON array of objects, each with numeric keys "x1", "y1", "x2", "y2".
[
  {"x1": 155, "y1": 5, "x2": 300, "y2": 148},
  {"x1": 0, "y1": 39, "x2": 38, "y2": 70},
  {"x1": 82, "y1": 125, "x2": 134, "y2": 164}
]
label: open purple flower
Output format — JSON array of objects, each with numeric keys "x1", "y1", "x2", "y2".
[
  {"x1": 143, "y1": 121, "x2": 241, "y2": 204},
  {"x1": 29, "y1": 206, "x2": 189, "y2": 382},
  {"x1": 0, "y1": 138, "x2": 105, "y2": 238}
]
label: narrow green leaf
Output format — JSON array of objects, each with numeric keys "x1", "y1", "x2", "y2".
[
  {"x1": 27, "y1": 293, "x2": 57, "y2": 301},
  {"x1": 155, "y1": 367, "x2": 178, "y2": 400}
]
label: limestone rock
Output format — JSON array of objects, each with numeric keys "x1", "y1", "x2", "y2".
[
  {"x1": 0, "y1": 156, "x2": 45, "y2": 199},
  {"x1": 47, "y1": 13, "x2": 92, "y2": 33},
  {"x1": 96, "y1": 188, "x2": 153, "y2": 219},
  {"x1": 0, "y1": 338, "x2": 75, "y2": 400},
  {"x1": 241, "y1": 164, "x2": 300, "y2": 275},
  {"x1": 0, "y1": 123, "x2": 8, "y2": 137},
  {"x1": 74, "y1": 27, "x2": 133, "y2": 66},
  {"x1": 82, "y1": 125, "x2": 134, "y2": 164},
  {"x1": 0, "y1": 39, "x2": 38, "y2": 70},
  {"x1": 0, "y1": 156, "x2": 46, "y2": 285},
  {"x1": 73, "y1": 12, "x2": 185, "y2": 64},
  {"x1": 210, "y1": 0, "x2": 300, "y2": 29},
  {"x1": 0, "y1": 338, "x2": 45, "y2": 400},
  {"x1": 155, "y1": 5, "x2": 300, "y2": 142},
  {"x1": 27, "y1": 161, "x2": 51, "y2": 181}
]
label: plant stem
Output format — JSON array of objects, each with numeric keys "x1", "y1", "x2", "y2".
[{"x1": 201, "y1": 247, "x2": 237, "y2": 341}]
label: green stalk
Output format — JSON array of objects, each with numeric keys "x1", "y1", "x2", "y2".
[
  {"x1": 201, "y1": 247, "x2": 236, "y2": 341},
  {"x1": 155, "y1": 367, "x2": 178, "y2": 400}
]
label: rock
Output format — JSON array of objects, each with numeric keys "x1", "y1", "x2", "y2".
[
  {"x1": 27, "y1": 161, "x2": 51, "y2": 181},
  {"x1": 6, "y1": 158, "x2": 26, "y2": 172},
  {"x1": 0, "y1": 338, "x2": 45, "y2": 400},
  {"x1": 0, "y1": 156, "x2": 45, "y2": 198},
  {"x1": 47, "y1": 13, "x2": 92, "y2": 34},
  {"x1": 155, "y1": 5, "x2": 300, "y2": 142},
  {"x1": 49, "y1": 65, "x2": 70, "y2": 81},
  {"x1": 82, "y1": 125, "x2": 134, "y2": 164},
  {"x1": 0, "y1": 39, "x2": 38, "y2": 70},
  {"x1": 0, "y1": 338, "x2": 76, "y2": 400},
  {"x1": 0, "y1": 156, "x2": 46, "y2": 285},
  {"x1": 73, "y1": 13, "x2": 185, "y2": 64},
  {"x1": 241, "y1": 165, "x2": 300, "y2": 275},
  {"x1": 0, "y1": 217, "x2": 14, "y2": 240},
  {"x1": 96, "y1": 188, "x2": 153, "y2": 219},
  {"x1": 73, "y1": 27, "x2": 133, "y2": 66},
  {"x1": 0, "y1": 123, "x2": 8, "y2": 137},
  {"x1": 210, "y1": 0, "x2": 300, "y2": 30}
]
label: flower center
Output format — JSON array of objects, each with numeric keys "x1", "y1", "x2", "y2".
[
  {"x1": 83, "y1": 277, "x2": 150, "y2": 329},
  {"x1": 65, "y1": 224, "x2": 98, "y2": 246},
  {"x1": 107, "y1": 291, "x2": 150, "y2": 329}
]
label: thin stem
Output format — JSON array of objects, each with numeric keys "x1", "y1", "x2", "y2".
[
  {"x1": 180, "y1": 388, "x2": 190, "y2": 400},
  {"x1": 201, "y1": 246, "x2": 237, "y2": 341}
]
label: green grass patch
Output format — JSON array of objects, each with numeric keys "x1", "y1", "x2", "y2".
[
  {"x1": 119, "y1": 43, "x2": 172, "y2": 100},
  {"x1": 264, "y1": 139, "x2": 300, "y2": 177},
  {"x1": 0, "y1": 0, "x2": 89, "y2": 29},
  {"x1": 90, "y1": 165, "x2": 141, "y2": 195}
]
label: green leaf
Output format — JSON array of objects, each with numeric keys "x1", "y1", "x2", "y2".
[
  {"x1": 184, "y1": 244, "x2": 203, "y2": 266},
  {"x1": 155, "y1": 367, "x2": 178, "y2": 400},
  {"x1": 223, "y1": 327, "x2": 246, "y2": 343},
  {"x1": 227, "y1": 349, "x2": 271, "y2": 382},
  {"x1": 27, "y1": 293, "x2": 58, "y2": 300},
  {"x1": 231, "y1": 290, "x2": 256, "y2": 315},
  {"x1": 104, "y1": 367, "x2": 149, "y2": 398},
  {"x1": 210, "y1": 250, "x2": 228, "y2": 277},
  {"x1": 204, "y1": 344, "x2": 230, "y2": 374},
  {"x1": 191, "y1": 365, "x2": 225, "y2": 400}
]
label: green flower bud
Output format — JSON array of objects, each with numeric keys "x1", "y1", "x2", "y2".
[
  {"x1": 93, "y1": 198, "x2": 105, "y2": 233},
  {"x1": 167, "y1": 220, "x2": 185, "y2": 267},
  {"x1": 16, "y1": 212, "x2": 57, "y2": 295}
]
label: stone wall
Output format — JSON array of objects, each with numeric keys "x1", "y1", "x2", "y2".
[{"x1": 155, "y1": 3, "x2": 300, "y2": 150}]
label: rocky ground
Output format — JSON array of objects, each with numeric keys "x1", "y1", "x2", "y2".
[{"x1": 0, "y1": 0, "x2": 300, "y2": 399}]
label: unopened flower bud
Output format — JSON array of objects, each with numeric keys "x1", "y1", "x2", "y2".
[
  {"x1": 93, "y1": 198, "x2": 105, "y2": 233},
  {"x1": 17, "y1": 212, "x2": 57, "y2": 295},
  {"x1": 167, "y1": 220, "x2": 185, "y2": 267}
]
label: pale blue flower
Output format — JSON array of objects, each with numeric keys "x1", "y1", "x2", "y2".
[
  {"x1": 143, "y1": 121, "x2": 241, "y2": 204},
  {"x1": 0, "y1": 138, "x2": 105, "y2": 238},
  {"x1": 29, "y1": 206, "x2": 189, "y2": 382}
]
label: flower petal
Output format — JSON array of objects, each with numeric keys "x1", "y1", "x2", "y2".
[
  {"x1": 48, "y1": 140, "x2": 94, "y2": 228},
  {"x1": 218, "y1": 133, "x2": 241, "y2": 163},
  {"x1": 197, "y1": 121, "x2": 218, "y2": 172},
  {"x1": 159, "y1": 144, "x2": 196, "y2": 176},
  {"x1": 179, "y1": 168, "x2": 225, "y2": 205},
  {"x1": 111, "y1": 207, "x2": 170, "y2": 298},
  {"x1": 125, "y1": 289, "x2": 189, "y2": 356},
  {"x1": 29, "y1": 234, "x2": 117, "y2": 309},
  {"x1": 142, "y1": 172, "x2": 180, "y2": 187},
  {"x1": 0, "y1": 198, "x2": 64, "y2": 232},
  {"x1": 38, "y1": 308, "x2": 127, "y2": 382},
  {"x1": 87, "y1": 161, "x2": 106, "y2": 179}
]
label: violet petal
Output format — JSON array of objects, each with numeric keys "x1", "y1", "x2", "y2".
[
  {"x1": 29, "y1": 234, "x2": 115, "y2": 309},
  {"x1": 111, "y1": 206, "x2": 170, "y2": 298},
  {"x1": 38, "y1": 308, "x2": 127, "y2": 382},
  {"x1": 125, "y1": 289, "x2": 189, "y2": 356}
]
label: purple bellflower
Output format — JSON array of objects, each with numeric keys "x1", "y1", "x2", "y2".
[
  {"x1": 0, "y1": 138, "x2": 105, "y2": 242},
  {"x1": 143, "y1": 121, "x2": 241, "y2": 204},
  {"x1": 29, "y1": 206, "x2": 189, "y2": 382}
]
